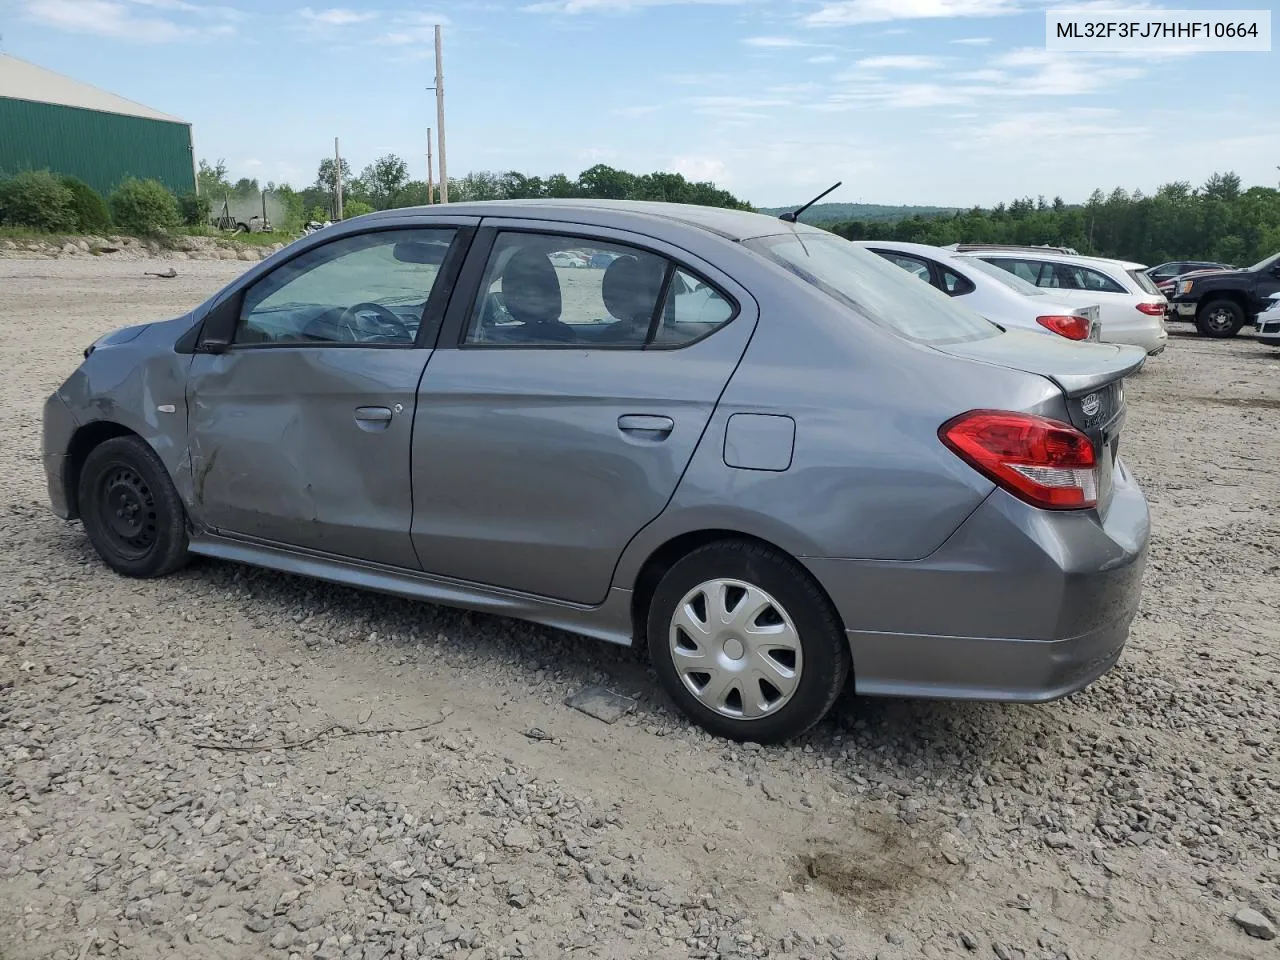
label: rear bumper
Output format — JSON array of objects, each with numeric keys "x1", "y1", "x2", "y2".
[
  {"x1": 1103, "y1": 324, "x2": 1167, "y2": 355},
  {"x1": 802, "y1": 459, "x2": 1149, "y2": 703}
]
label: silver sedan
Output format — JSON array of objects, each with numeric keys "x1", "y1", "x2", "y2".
[{"x1": 42, "y1": 200, "x2": 1151, "y2": 742}]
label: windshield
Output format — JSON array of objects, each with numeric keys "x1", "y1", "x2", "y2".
[
  {"x1": 960, "y1": 255, "x2": 1047, "y2": 296},
  {"x1": 1247, "y1": 251, "x2": 1280, "y2": 272},
  {"x1": 746, "y1": 233, "x2": 999, "y2": 344}
]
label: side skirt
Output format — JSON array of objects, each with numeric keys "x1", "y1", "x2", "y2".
[{"x1": 188, "y1": 532, "x2": 637, "y2": 647}]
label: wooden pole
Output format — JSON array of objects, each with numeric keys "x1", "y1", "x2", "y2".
[
  {"x1": 426, "y1": 127, "x2": 434, "y2": 205},
  {"x1": 334, "y1": 137, "x2": 344, "y2": 220},
  {"x1": 434, "y1": 25, "x2": 448, "y2": 204}
]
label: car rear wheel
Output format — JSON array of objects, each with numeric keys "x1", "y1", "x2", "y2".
[
  {"x1": 1195, "y1": 299, "x2": 1245, "y2": 338},
  {"x1": 646, "y1": 540, "x2": 850, "y2": 743},
  {"x1": 78, "y1": 436, "x2": 189, "y2": 578}
]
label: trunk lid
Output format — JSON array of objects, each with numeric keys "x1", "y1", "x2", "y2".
[{"x1": 933, "y1": 329, "x2": 1145, "y2": 513}]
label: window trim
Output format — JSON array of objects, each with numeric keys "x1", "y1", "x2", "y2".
[
  {"x1": 196, "y1": 224, "x2": 475, "y2": 353},
  {"x1": 444, "y1": 223, "x2": 741, "y2": 352}
]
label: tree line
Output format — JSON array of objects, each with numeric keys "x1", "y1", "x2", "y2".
[
  {"x1": 827, "y1": 172, "x2": 1280, "y2": 266},
  {"x1": 198, "y1": 155, "x2": 751, "y2": 230}
]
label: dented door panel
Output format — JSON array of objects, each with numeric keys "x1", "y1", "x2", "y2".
[{"x1": 187, "y1": 347, "x2": 429, "y2": 568}]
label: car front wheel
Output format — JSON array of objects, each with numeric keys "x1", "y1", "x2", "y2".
[
  {"x1": 1196, "y1": 298, "x2": 1245, "y2": 338},
  {"x1": 78, "y1": 435, "x2": 190, "y2": 578},
  {"x1": 647, "y1": 540, "x2": 851, "y2": 743}
]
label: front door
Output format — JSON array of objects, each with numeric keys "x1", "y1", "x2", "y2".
[
  {"x1": 410, "y1": 223, "x2": 756, "y2": 604},
  {"x1": 187, "y1": 225, "x2": 468, "y2": 568}
]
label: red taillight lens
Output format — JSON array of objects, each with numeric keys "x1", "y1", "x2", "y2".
[
  {"x1": 1135, "y1": 301, "x2": 1165, "y2": 316},
  {"x1": 940, "y1": 410, "x2": 1098, "y2": 510},
  {"x1": 1035, "y1": 314, "x2": 1091, "y2": 340}
]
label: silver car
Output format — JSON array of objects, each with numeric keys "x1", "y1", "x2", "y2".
[{"x1": 41, "y1": 200, "x2": 1151, "y2": 743}]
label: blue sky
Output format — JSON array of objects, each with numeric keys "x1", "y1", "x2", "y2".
[{"x1": 1, "y1": 0, "x2": 1276, "y2": 207}]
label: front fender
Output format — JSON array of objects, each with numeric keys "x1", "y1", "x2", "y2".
[{"x1": 57, "y1": 318, "x2": 198, "y2": 512}]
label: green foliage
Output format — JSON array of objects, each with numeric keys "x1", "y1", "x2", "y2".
[
  {"x1": 826, "y1": 171, "x2": 1280, "y2": 265},
  {"x1": 757, "y1": 202, "x2": 960, "y2": 224},
  {"x1": 109, "y1": 178, "x2": 181, "y2": 236},
  {"x1": 59, "y1": 176, "x2": 112, "y2": 233},
  {"x1": 432, "y1": 164, "x2": 750, "y2": 210},
  {"x1": 178, "y1": 192, "x2": 212, "y2": 227},
  {"x1": 198, "y1": 158, "x2": 231, "y2": 198},
  {"x1": 0, "y1": 170, "x2": 77, "y2": 231},
  {"x1": 342, "y1": 200, "x2": 375, "y2": 218},
  {"x1": 361, "y1": 154, "x2": 410, "y2": 209}
]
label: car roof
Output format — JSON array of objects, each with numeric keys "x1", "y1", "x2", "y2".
[
  {"x1": 361, "y1": 198, "x2": 829, "y2": 243},
  {"x1": 851, "y1": 239, "x2": 975, "y2": 267},
  {"x1": 962, "y1": 249, "x2": 1146, "y2": 271}
]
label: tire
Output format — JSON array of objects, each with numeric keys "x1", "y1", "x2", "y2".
[
  {"x1": 78, "y1": 436, "x2": 189, "y2": 578},
  {"x1": 646, "y1": 540, "x2": 850, "y2": 743},
  {"x1": 1195, "y1": 298, "x2": 1245, "y2": 338}
]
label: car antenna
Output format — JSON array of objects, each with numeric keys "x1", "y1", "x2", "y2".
[{"x1": 778, "y1": 181, "x2": 842, "y2": 223}]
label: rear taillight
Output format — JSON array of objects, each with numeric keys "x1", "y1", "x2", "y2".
[
  {"x1": 1035, "y1": 314, "x2": 1091, "y2": 341},
  {"x1": 940, "y1": 410, "x2": 1098, "y2": 510},
  {"x1": 1135, "y1": 302, "x2": 1165, "y2": 316}
]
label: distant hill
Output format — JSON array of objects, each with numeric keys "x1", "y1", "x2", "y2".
[{"x1": 756, "y1": 202, "x2": 961, "y2": 225}]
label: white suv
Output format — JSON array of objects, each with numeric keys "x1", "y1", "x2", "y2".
[{"x1": 961, "y1": 250, "x2": 1168, "y2": 355}]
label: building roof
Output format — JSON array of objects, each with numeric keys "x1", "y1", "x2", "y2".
[{"x1": 0, "y1": 53, "x2": 186, "y2": 124}]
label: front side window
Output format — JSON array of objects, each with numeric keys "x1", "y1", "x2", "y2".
[
  {"x1": 464, "y1": 231, "x2": 734, "y2": 348},
  {"x1": 747, "y1": 232, "x2": 998, "y2": 345},
  {"x1": 237, "y1": 229, "x2": 456, "y2": 346}
]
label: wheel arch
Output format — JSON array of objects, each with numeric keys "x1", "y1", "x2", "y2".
[
  {"x1": 627, "y1": 528, "x2": 849, "y2": 654},
  {"x1": 62, "y1": 421, "x2": 146, "y2": 519}
]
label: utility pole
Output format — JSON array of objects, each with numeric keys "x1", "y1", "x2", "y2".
[
  {"x1": 434, "y1": 25, "x2": 448, "y2": 203},
  {"x1": 334, "y1": 137, "x2": 344, "y2": 220},
  {"x1": 426, "y1": 127, "x2": 434, "y2": 205}
]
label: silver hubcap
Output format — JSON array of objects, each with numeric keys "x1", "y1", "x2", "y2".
[{"x1": 668, "y1": 578, "x2": 802, "y2": 721}]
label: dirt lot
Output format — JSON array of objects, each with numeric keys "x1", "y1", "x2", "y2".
[{"x1": 1, "y1": 256, "x2": 1278, "y2": 960}]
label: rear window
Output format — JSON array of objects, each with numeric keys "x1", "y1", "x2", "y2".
[
  {"x1": 746, "y1": 233, "x2": 999, "y2": 345},
  {"x1": 1127, "y1": 269, "x2": 1162, "y2": 296}
]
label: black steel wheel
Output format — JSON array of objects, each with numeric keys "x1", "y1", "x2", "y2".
[
  {"x1": 78, "y1": 436, "x2": 189, "y2": 578},
  {"x1": 1195, "y1": 299, "x2": 1245, "y2": 338}
]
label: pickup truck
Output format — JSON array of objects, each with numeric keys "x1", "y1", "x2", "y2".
[{"x1": 1167, "y1": 251, "x2": 1280, "y2": 337}]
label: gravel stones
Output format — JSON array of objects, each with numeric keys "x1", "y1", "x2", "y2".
[{"x1": 1, "y1": 257, "x2": 1279, "y2": 959}]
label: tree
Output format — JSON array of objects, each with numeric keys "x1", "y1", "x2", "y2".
[
  {"x1": 577, "y1": 164, "x2": 635, "y2": 199},
  {"x1": 315, "y1": 157, "x2": 357, "y2": 215},
  {"x1": 197, "y1": 158, "x2": 230, "y2": 197},
  {"x1": 360, "y1": 154, "x2": 410, "y2": 209}
]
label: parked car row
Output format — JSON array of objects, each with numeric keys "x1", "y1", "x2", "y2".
[
  {"x1": 854, "y1": 241, "x2": 1168, "y2": 355},
  {"x1": 42, "y1": 200, "x2": 1153, "y2": 743}
]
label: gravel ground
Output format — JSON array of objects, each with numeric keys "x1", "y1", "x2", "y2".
[{"x1": 1, "y1": 257, "x2": 1278, "y2": 960}]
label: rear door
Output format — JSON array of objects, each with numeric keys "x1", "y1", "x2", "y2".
[{"x1": 410, "y1": 221, "x2": 756, "y2": 604}]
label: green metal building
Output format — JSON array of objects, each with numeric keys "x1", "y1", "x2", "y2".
[{"x1": 0, "y1": 53, "x2": 195, "y2": 198}]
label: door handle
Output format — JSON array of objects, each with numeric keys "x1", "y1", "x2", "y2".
[
  {"x1": 354, "y1": 406, "x2": 393, "y2": 429},
  {"x1": 618, "y1": 414, "x2": 674, "y2": 436}
]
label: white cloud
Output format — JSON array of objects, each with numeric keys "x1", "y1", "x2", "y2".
[
  {"x1": 743, "y1": 35, "x2": 810, "y2": 47},
  {"x1": 950, "y1": 35, "x2": 993, "y2": 44},
  {"x1": 805, "y1": 0, "x2": 1021, "y2": 26},
  {"x1": 299, "y1": 6, "x2": 376, "y2": 26},
  {"x1": 856, "y1": 54, "x2": 943, "y2": 69},
  {"x1": 23, "y1": 0, "x2": 192, "y2": 41},
  {"x1": 612, "y1": 104, "x2": 664, "y2": 116},
  {"x1": 671, "y1": 155, "x2": 727, "y2": 182},
  {"x1": 808, "y1": 53, "x2": 838, "y2": 63}
]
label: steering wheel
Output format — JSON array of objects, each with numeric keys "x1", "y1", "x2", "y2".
[{"x1": 337, "y1": 302, "x2": 412, "y2": 343}]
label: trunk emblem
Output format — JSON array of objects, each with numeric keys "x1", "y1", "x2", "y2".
[{"x1": 1081, "y1": 393, "x2": 1101, "y2": 417}]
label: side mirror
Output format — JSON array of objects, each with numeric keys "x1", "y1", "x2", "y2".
[{"x1": 197, "y1": 334, "x2": 232, "y2": 355}]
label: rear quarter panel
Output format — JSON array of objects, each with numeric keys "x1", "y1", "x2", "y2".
[{"x1": 613, "y1": 259, "x2": 1066, "y2": 585}]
